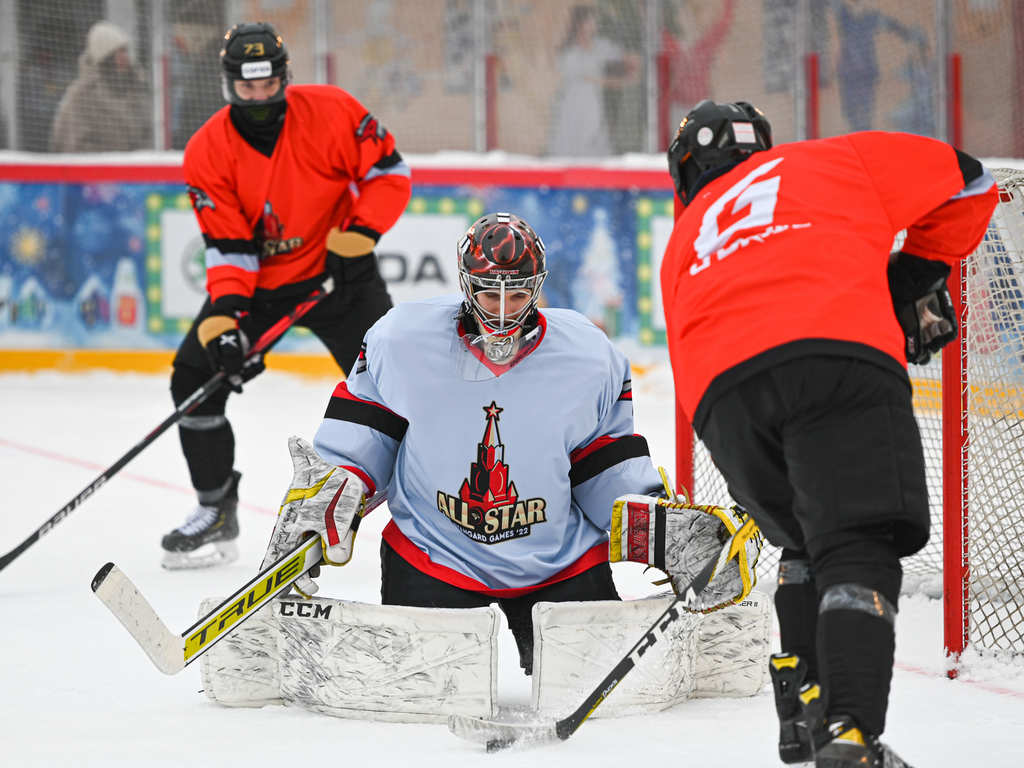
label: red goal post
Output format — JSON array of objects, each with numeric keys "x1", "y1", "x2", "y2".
[{"x1": 675, "y1": 168, "x2": 1024, "y2": 669}]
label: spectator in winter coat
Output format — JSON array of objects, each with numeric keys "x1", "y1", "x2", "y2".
[{"x1": 50, "y1": 21, "x2": 152, "y2": 153}]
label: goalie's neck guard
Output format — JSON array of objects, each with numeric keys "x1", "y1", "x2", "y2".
[{"x1": 451, "y1": 306, "x2": 546, "y2": 381}]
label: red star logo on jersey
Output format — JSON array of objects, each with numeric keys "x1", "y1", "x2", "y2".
[{"x1": 436, "y1": 400, "x2": 547, "y2": 545}]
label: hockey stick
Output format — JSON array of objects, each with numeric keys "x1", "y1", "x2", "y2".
[
  {"x1": 0, "y1": 276, "x2": 335, "y2": 573},
  {"x1": 92, "y1": 489, "x2": 387, "y2": 674},
  {"x1": 448, "y1": 516, "x2": 759, "y2": 752}
]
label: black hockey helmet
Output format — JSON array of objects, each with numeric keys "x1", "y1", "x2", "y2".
[
  {"x1": 457, "y1": 213, "x2": 547, "y2": 338},
  {"x1": 668, "y1": 100, "x2": 772, "y2": 204},
  {"x1": 220, "y1": 22, "x2": 290, "y2": 106}
]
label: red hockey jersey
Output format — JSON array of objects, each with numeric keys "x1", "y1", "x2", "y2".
[
  {"x1": 661, "y1": 131, "x2": 998, "y2": 429},
  {"x1": 183, "y1": 84, "x2": 411, "y2": 304}
]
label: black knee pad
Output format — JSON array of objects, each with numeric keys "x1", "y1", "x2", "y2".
[
  {"x1": 808, "y1": 525, "x2": 903, "y2": 607},
  {"x1": 171, "y1": 364, "x2": 230, "y2": 415}
]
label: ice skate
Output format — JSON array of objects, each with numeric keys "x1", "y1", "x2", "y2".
[
  {"x1": 161, "y1": 471, "x2": 241, "y2": 570},
  {"x1": 770, "y1": 653, "x2": 820, "y2": 764},
  {"x1": 814, "y1": 715, "x2": 914, "y2": 768}
]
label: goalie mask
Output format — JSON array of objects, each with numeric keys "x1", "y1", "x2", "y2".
[
  {"x1": 457, "y1": 213, "x2": 547, "y2": 365},
  {"x1": 220, "y1": 22, "x2": 291, "y2": 108},
  {"x1": 668, "y1": 99, "x2": 772, "y2": 205}
]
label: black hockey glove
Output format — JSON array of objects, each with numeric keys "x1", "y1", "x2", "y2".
[
  {"x1": 197, "y1": 300, "x2": 265, "y2": 393},
  {"x1": 887, "y1": 251, "x2": 958, "y2": 365},
  {"x1": 326, "y1": 227, "x2": 380, "y2": 293}
]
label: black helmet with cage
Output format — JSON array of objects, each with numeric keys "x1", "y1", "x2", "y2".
[
  {"x1": 667, "y1": 99, "x2": 772, "y2": 205},
  {"x1": 220, "y1": 22, "x2": 291, "y2": 106},
  {"x1": 457, "y1": 213, "x2": 548, "y2": 361}
]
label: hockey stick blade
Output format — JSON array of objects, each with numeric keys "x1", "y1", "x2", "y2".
[
  {"x1": 91, "y1": 487, "x2": 387, "y2": 674},
  {"x1": 448, "y1": 716, "x2": 559, "y2": 752},
  {"x1": 92, "y1": 536, "x2": 324, "y2": 674},
  {"x1": 92, "y1": 562, "x2": 185, "y2": 675},
  {"x1": 0, "y1": 277, "x2": 334, "y2": 574},
  {"x1": 447, "y1": 516, "x2": 759, "y2": 750}
]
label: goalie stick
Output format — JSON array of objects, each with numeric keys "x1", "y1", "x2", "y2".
[
  {"x1": 92, "y1": 489, "x2": 386, "y2": 674},
  {"x1": 0, "y1": 276, "x2": 334, "y2": 574},
  {"x1": 448, "y1": 516, "x2": 759, "y2": 752}
]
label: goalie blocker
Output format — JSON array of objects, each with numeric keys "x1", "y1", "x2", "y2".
[{"x1": 201, "y1": 592, "x2": 772, "y2": 721}]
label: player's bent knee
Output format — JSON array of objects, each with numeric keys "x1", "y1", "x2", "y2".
[
  {"x1": 819, "y1": 583, "x2": 898, "y2": 627},
  {"x1": 199, "y1": 596, "x2": 499, "y2": 722}
]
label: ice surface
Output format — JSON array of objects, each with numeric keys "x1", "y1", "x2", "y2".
[{"x1": 1, "y1": 360, "x2": 1022, "y2": 767}]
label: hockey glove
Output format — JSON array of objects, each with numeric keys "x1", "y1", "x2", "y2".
[
  {"x1": 197, "y1": 304, "x2": 265, "y2": 393},
  {"x1": 326, "y1": 227, "x2": 380, "y2": 292},
  {"x1": 887, "y1": 251, "x2": 958, "y2": 365},
  {"x1": 610, "y1": 495, "x2": 762, "y2": 612},
  {"x1": 261, "y1": 436, "x2": 366, "y2": 598}
]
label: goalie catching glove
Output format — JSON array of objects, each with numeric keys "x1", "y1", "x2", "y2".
[
  {"x1": 261, "y1": 436, "x2": 367, "y2": 598},
  {"x1": 610, "y1": 494, "x2": 762, "y2": 611}
]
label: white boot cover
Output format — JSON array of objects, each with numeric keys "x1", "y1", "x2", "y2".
[
  {"x1": 200, "y1": 596, "x2": 500, "y2": 723},
  {"x1": 531, "y1": 595, "x2": 700, "y2": 718},
  {"x1": 693, "y1": 591, "x2": 773, "y2": 698}
]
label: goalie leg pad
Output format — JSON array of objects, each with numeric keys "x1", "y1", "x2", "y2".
[
  {"x1": 200, "y1": 596, "x2": 500, "y2": 722},
  {"x1": 611, "y1": 495, "x2": 762, "y2": 610},
  {"x1": 693, "y1": 590, "x2": 774, "y2": 698},
  {"x1": 199, "y1": 596, "x2": 282, "y2": 707},
  {"x1": 531, "y1": 595, "x2": 700, "y2": 718}
]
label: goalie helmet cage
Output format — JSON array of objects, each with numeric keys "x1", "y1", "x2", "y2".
[{"x1": 674, "y1": 167, "x2": 1024, "y2": 671}]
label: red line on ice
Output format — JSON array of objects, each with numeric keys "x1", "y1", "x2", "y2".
[
  {"x1": 0, "y1": 437, "x2": 276, "y2": 515},
  {"x1": 894, "y1": 660, "x2": 1024, "y2": 700}
]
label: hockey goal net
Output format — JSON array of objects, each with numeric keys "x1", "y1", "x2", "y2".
[{"x1": 677, "y1": 167, "x2": 1024, "y2": 664}]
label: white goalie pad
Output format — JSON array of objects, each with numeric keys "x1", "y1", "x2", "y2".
[
  {"x1": 531, "y1": 591, "x2": 773, "y2": 716},
  {"x1": 693, "y1": 591, "x2": 774, "y2": 698},
  {"x1": 199, "y1": 596, "x2": 500, "y2": 723},
  {"x1": 531, "y1": 595, "x2": 701, "y2": 718}
]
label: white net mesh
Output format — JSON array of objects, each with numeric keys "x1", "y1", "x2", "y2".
[
  {"x1": 687, "y1": 169, "x2": 1024, "y2": 657},
  {"x1": 963, "y1": 167, "x2": 1024, "y2": 652}
]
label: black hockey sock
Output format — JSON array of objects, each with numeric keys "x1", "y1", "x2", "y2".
[
  {"x1": 775, "y1": 549, "x2": 820, "y2": 681},
  {"x1": 171, "y1": 363, "x2": 235, "y2": 495},
  {"x1": 810, "y1": 527, "x2": 903, "y2": 737},
  {"x1": 817, "y1": 598, "x2": 896, "y2": 737},
  {"x1": 178, "y1": 419, "x2": 235, "y2": 495}
]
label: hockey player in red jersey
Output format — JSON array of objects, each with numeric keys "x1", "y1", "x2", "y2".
[
  {"x1": 662, "y1": 100, "x2": 998, "y2": 767},
  {"x1": 161, "y1": 22, "x2": 411, "y2": 569}
]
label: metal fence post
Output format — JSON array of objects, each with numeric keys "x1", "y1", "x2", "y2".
[
  {"x1": 473, "y1": 0, "x2": 488, "y2": 153},
  {"x1": 0, "y1": 0, "x2": 18, "y2": 150},
  {"x1": 151, "y1": 0, "x2": 167, "y2": 150}
]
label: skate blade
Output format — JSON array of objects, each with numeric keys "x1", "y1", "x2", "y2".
[
  {"x1": 447, "y1": 714, "x2": 559, "y2": 751},
  {"x1": 161, "y1": 540, "x2": 239, "y2": 571}
]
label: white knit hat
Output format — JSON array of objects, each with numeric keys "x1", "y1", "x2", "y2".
[{"x1": 86, "y1": 21, "x2": 130, "y2": 64}]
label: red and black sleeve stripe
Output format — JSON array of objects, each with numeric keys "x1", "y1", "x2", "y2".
[
  {"x1": 568, "y1": 434, "x2": 650, "y2": 487},
  {"x1": 324, "y1": 382, "x2": 408, "y2": 442}
]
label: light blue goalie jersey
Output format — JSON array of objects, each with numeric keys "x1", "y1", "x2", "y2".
[{"x1": 313, "y1": 294, "x2": 663, "y2": 593}]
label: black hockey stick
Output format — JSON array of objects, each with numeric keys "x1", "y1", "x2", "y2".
[
  {"x1": 0, "y1": 276, "x2": 335, "y2": 573},
  {"x1": 92, "y1": 490, "x2": 387, "y2": 674},
  {"x1": 448, "y1": 516, "x2": 759, "y2": 751}
]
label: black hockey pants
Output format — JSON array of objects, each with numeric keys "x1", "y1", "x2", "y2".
[{"x1": 698, "y1": 355, "x2": 929, "y2": 737}]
